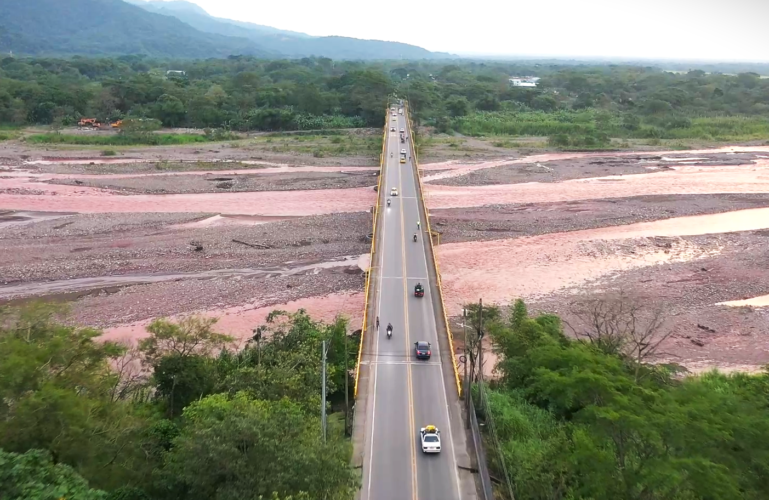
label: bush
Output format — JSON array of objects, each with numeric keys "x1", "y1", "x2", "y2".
[{"x1": 101, "y1": 150, "x2": 117, "y2": 156}]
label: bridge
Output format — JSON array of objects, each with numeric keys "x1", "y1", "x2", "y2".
[{"x1": 354, "y1": 105, "x2": 478, "y2": 500}]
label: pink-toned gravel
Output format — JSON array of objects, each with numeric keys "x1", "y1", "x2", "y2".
[
  {"x1": 0, "y1": 183, "x2": 375, "y2": 216},
  {"x1": 436, "y1": 208, "x2": 769, "y2": 313},
  {"x1": 6, "y1": 165, "x2": 378, "y2": 180},
  {"x1": 423, "y1": 162, "x2": 769, "y2": 209},
  {"x1": 101, "y1": 291, "x2": 364, "y2": 346},
  {"x1": 419, "y1": 146, "x2": 769, "y2": 181}
]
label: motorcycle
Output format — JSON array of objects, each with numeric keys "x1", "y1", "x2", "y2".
[
  {"x1": 387, "y1": 199, "x2": 391, "y2": 207},
  {"x1": 386, "y1": 324, "x2": 393, "y2": 339},
  {"x1": 413, "y1": 234, "x2": 417, "y2": 242}
]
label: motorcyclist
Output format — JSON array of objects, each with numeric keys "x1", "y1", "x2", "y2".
[
  {"x1": 417, "y1": 221, "x2": 420, "y2": 229},
  {"x1": 387, "y1": 199, "x2": 391, "y2": 207},
  {"x1": 413, "y1": 233, "x2": 417, "y2": 242},
  {"x1": 390, "y1": 152, "x2": 393, "y2": 157},
  {"x1": 386, "y1": 322, "x2": 393, "y2": 333}
]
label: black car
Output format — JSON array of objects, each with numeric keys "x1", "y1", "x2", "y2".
[{"x1": 414, "y1": 341, "x2": 431, "y2": 360}]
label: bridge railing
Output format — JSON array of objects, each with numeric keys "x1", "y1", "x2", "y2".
[
  {"x1": 404, "y1": 103, "x2": 462, "y2": 397},
  {"x1": 354, "y1": 109, "x2": 387, "y2": 398}
]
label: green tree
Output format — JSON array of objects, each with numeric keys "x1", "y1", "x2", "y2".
[
  {"x1": 162, "y1": 393, "x2": 357, "y2": 500},
  {"x1": 152, "y1": 94, "x2": 186, "y2": 127},
  {"x1": 0, "y1": 449, "x2": 107, "y2": 500},
  {"x1": 138, "y1": 316, "x2": 233, "y2": 367},
  {"x1": 445, "y1": 95, "x2": 470, "y2": 117}
]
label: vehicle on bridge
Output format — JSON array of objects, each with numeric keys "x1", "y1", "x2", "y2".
[
  {"x1": 390, "y1": 187, "x2": 398, "y2": 196},
  {"x1": 400, "y1": 155, "x2": 406, "y2": 163},
  {"x1": 420, "y1": 425, "x2": 441, "y2": 453},
  {"x1": 390, "y1": 126, "x2": 396, "y2": 131},
  {"x1": 414, "y1": 283, "x2": 424, "y2": 297},
  {"x1": 414, "y1": 341, "x2": 431, "y2": 360}
]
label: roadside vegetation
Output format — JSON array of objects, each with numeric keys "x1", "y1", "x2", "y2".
[
  {"x1": 1, "y1": 57, "x2": 768, "y2": 149},
  {"x1": 252, "y1": 131, "x2": 383, "y2": 157},
  {"x1": 466, "y1": 297, "x2": 769, "y2": 500},
  {"x1": 26, "y1": 132, "x2": 214, "y2": 146},
  {"x1": 0, "y1": 305, "x2": 359, "y2": 500}
]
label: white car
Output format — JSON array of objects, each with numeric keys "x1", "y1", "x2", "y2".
[
  {"x1": 391, "y1": 126, "x2": 396, "y2": 132},
  {"x1": 420, "y1": 425, "x2": 441, "y2": 453},
  {"x1": 390, "y1": 187, "x2": 398, "y2": 196},
  {"x1": 400, "y1": 149, "x2": 406, "y2": 154},
  {"x1": 400, "y1": 128, "x2": 405, "y2": 133}
]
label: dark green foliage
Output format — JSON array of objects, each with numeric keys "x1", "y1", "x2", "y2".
[
  {"x1": 484, "y1": 302, "x2": 769, "y2": 500},
  {"x1": 26, "y1": 133, "x2": 210, "y2": 146},
  {"x1": 162, "y1": 394, "x2": 356, "y2": 500},
  {"x1": 0, "y1": 305, "x2": 358, "y2": 500},
  {"x1": 3, "y1": 56, "x2": 769, "y2": 142},
  {"x1": 0, "y1": 449, "x2": 107, "y2": 500}
]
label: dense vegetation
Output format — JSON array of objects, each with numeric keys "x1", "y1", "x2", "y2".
[
  {"x1": 0, "y1": 305, "x2": 358, "y2": 500},
  {"x1": 1, "y1": 56, "x2": 769, "y2": 146},
  {"x1": 476, "y1": 299, "x2": 769, "y2": 500}
]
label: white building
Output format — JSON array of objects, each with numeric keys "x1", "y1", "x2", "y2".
[{"x1": 509, "y1": 76, "x2": 540, "y2": 87}]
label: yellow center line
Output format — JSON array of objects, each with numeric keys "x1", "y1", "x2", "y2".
[{"x1": 398, "y1": 136, "x2": 419, "y2": 500}]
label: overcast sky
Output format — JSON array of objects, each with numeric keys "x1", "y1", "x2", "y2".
[{"x1": 161, "y1": 0, "x2": 769, "y2": 61}]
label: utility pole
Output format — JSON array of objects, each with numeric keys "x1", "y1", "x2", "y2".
[
  {"x1": 463, "y1": 307, "x2": 470, "y2": 429},
  {"x1": 344, "y1": 331, "x2": 350, "y2": 437},
  {"x1": 321, "y1": 340, "x2": 328, "y2": 443},
  {"x1": 477, "y1": 298, "x2": 484, "y2": 411}
]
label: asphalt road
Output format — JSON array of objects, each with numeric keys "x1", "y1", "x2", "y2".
[{"x1": 362, "y1": 110, "x2": 462, "y2": 500}]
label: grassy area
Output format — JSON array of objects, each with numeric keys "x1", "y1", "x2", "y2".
[
  {"x1": 249, "y1": 131, "x2": 382, "y2": 157},
  {"x1": 25, "y1": 133, "x2": 214, "y2": 146},
  {"x1": 452, "y1": 110, "x2": 769, "y2": 143},
  {"x1": 0, "y1": 126, "x2": 22, "y2": 141}
]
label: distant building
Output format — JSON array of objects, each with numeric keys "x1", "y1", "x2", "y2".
[
  {"x1": 509, "y1": 76, "x2": 539, "y2": 87},
  {"x1": 166, "y1": 70, "x2": 186, "y2": 77}
]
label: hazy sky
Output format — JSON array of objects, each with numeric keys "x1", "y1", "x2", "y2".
[{"x1": 161, "y1": 0, "x2": 769, "y2": 61}]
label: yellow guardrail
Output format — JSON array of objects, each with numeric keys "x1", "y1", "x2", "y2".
[
  {"x1": 405, "y1": 103, "x2": 462, "y2": 397},
  {"x1": 354, "y1": 110, "x2": 387, "y2": 398}
]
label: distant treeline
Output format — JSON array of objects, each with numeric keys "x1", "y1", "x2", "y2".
[{"x1": 1, "y1": 56, "x2": 768, "y2": 138}]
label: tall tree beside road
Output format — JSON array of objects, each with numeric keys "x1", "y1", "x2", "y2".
[
  {"x1": 162, "y1": 393, "x2": 357, "y2": 500},
  {"x1": 482, "y1": 301, "x2": 769, "y2": 500},
  {"x1": 0, "y1": 305, "x2": 357, "y2": 499}
]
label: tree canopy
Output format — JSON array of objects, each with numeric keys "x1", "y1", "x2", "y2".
[
  {"x1": 0, "y1": 305, "x2": 359, "y2": 500},
  {"x1": 479, "y1": 299, "x2": 769, "y2": 500}
]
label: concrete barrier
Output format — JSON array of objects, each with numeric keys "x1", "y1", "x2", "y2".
[
  {"x1": 354, "y1": 111, "x2": 387, "y2": 398},
  {"x1": 404, "y1": 103, "x2": 462, "y2": 397}
]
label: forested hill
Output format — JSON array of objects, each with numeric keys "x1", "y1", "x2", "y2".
[
  {"x1": 0, "y1": 0, "x2": 450, "y2": 60},
  {"x1": 128, "y1": 0, "x2": 450, "y2": 60},
  {"x1": 0, "y1": 0, "x2": 271, "y2": 58}
]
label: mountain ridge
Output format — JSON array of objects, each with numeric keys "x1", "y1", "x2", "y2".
[{"x1": 0, "y1": 0, "x2": 453, "y2": 60}]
